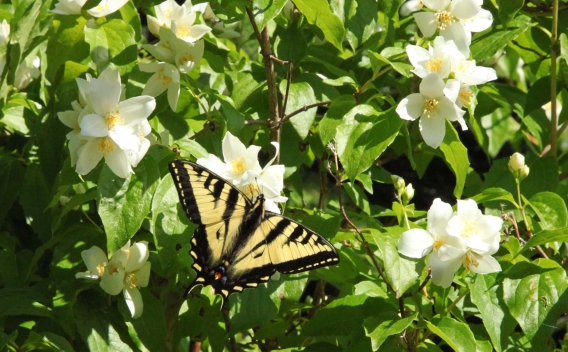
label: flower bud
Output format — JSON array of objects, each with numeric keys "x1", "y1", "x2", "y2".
[
  {"x1": 519, "y1": 165, "x2": 530, "y2": 181},
  {"x1": 391, "y1": 174, "x2": 405, "y2": 192},
  {"x1": 402, "y1": 183, "x2": 415, "y2": 205},
  {"x1": 508, "y1": 153, "x2": 525, "y2": 172}
]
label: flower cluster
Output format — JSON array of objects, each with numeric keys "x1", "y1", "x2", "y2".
[
  {"x1": 58, "y1": 67, "x2": 156, "y2": 178},
  {"x1": 396, "y1": 0, "x2": 496, "y2": 149},
  {"x1": 76, "y1": 241, "x2": 151, "y2": 318},
  {"x1": 51, "y1": 0, "x2": 129, "y2": 17},
  {"x1": 140, "y1": 0, "x2": 212, "y2": 111},
  {"x1": 197, "y1": 132, "x2": 287, "y2": 213},
  {"x1": 398, "y1": 198, "x2": 502, "y2": 287}
]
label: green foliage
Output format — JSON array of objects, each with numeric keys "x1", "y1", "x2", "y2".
[{"x1": 1, "y1": 0, "x2": 568, "y2": 351}]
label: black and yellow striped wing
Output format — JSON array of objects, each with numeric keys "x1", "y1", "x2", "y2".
[{"x1": 169, "y1": 160, "x2": 339, "y2": 301}]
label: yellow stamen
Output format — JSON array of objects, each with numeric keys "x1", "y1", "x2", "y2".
[
  {"x1": 461, "y1": 221, "x2": 478, "y2": 239},
  {"x1": 463, "y1": 251, "x2": 479, "y2": 270},
  {"x1": 163, "y1": 9, "x2": 171, "y2": 19},
  {"x1": 432, "y1": 237, "x2": 445, "y2": 251},
  {"x1": 95, "y1": 263, "x2": 106, "y2": 276},
  {"x1": 457, "y1": 59, "x2": 473, "y2": 74},
  {"x1": 161, "y1": 40, "x2": 174, "y2": 51},
  {"x1": 425, "y1": 58, "x2": 443, "y2": 74},
  {"x1": 435, "y1": 11, "x2": 454, "y2": 30},
  {"x1": 230, "y1": 157, "x2": 246, "y2": 175},
  {"x1": 98, "y1": 137, "x2": 114, "y2": 156},
  {"x1": 105, "y1": 110, "x2": 124, "y2": 130},
  {"x1": 124, "y1": 273, "x2": 137, "y2": 289},
  {"x1": 176, "y1": 25, "x2": 191, "y2": 38},
  {"x1": 178, "y1": 53, "x2": 195, "y2": 66},
  {"x1": 422, "y1": 99, "x2": 439, "y2": 118},
  {"x1": 458, "y1": 89, "x2": 473, "y2": 107},
  {"x1": 243, "y1": 184, "x2": 259, "y2": 199},
  {"x1": 158, "y1": 71, "x2": 172, "y2": 85}
]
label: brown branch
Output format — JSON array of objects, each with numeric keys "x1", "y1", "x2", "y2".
[
  {"x1": 280, "y1": 101, "x2": 331, "y2": 125},
  {"x1": 328, "y1": 141, "x2": 396, "y2": 297},
  {"x1": 550, "y1": 0, "x2": 559, "y2": 156},
  {"x1": 245, "y1": 7, "x2": 281, "y2": 161},
  {"x1": 244, "y1": 119, "x2": 270, "y2": 126},
  {"x1": 221, "y1": 304, "x2": 238, "y2": 351}
]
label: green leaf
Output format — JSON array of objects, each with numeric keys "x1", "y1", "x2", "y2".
[
  {"x1": 528, "y1": 192, "x2": 567, "y2": 230},
  {"x1": 84, "y1": 19, "x2": 137, "y2": 75},
  {"x1": 275, "y1": 21, "x2": 308, "y2": 64},
  {"x1": 292, "y1": 0, "x2": 345, "y2": 51},
  {"x1": 216, "y1": 94, "x2": 245, "y2": 136},
  {"x1": 280, "y1": 81, "x2": 317, "y2": 139},
  {"x1": 123, "y1": 290, "x2": 167, "y2": 351},
  {"x1": 21, "y1": 331, "x2": 74, "y2": 352},
  {"x1": 471, "y1": 15, "x2": 531, "y2": 61},
  {"x1": 319, "y1": 95, "x2": 356, "y2": 145},
  {"x1": 252, "y1": 0, "x2": 289, "y2": 31},
  {"x1": 175, "y1": 139, "x2": 209, "y2": 160},
  {"x1": 364, "y1": 312, "x2": 417, "y2": 350},
  {"x1": 302, "y1": 294, "x2": 368, "y2": 336},
  {"x1": 0, "y1": 157, "x2": 24, "y2": 228},
  {"x1": 503, "y1": 260, "x2": 568, "y2": 346},
  {"x1": 332, "y1": 0, "x2": 378, "y2": 50},
  {"x1": 439, "y1": 122, "x2": 468, "y2": 198},
  {"x1": 522, "y1": 156, "x2": 558, "y2": 198},
  {"x1": 10, "y1": 0, "x2": 42, "y2": 58},
  {"x1": 0, "y1": 287, "x2": 54, "y2": 318},
  {"x1": 229, "y1": 280, "x2": 281, "y2": 334},
  {"x1": 46, "y1": 16, "x2": 89, "y2": 82},
  {"x1": 470, "y1": 187, "x2": 518, "y2": 208},
  {"x1": 98, "y1": 157, "x2": 159, "y2": 253},
  {"x1": 469, "y1": 274, "x2": 517, "y2": 352},
  {"x1": 19, "y1": 164, "x2": 52, "y2": 241},
  {"x1": 151, "y1": 176, "x2": 194, "y2": 269},
  {"x1": 560, "y1": 33, "x2": 568, "y2": 65},
  {"x1": 518, "y1": 227, "x2": 568, "y2": 256},
  {"x1": 75, "y1": 293, "x2": 134, "y2": 351},
  {"x1": 336, "y1": 106, "x2": 403, "y2": 181},
  {"x1": 497, "y1": 0, "x2": 524, "y2": 26},
  {"x1": 369, "y1": 227, "x2": 420, "y2": 295},
  {"x1": 524, "y1": 75, "x2": 562, "y2": 117},
  {"x1": 343, "y1": 182, "x2": 371, "y2": 215},
  {"x1": 426, "y1": 317, "x2": 476, "y2": 352}
]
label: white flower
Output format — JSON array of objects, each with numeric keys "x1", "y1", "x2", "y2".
[
  {"x1": 396, "y1": 73, "x2": 466, "y2": 148},
  {"x1": 400, "y1": 0, "x2": 424, "y2": 16},
  {"x1": 446, "y1": 199, "x2": 502, "y2": 274},
  {"x1": 58, "y1": 101, "x2": 90, "y2": 166},
  {"x1": 398, "y1": 198, "x2": 466, "y2": 287},
  {"x1": 76, "y1": 241, "x2": 151, "y2": 319},
  {"x1": 147, "y1": 0, "x2": 212, "y2": 41},
  {"x1": 14, "y1": 55, "x2": 40, "y2": 90},
  {"x1": 445, "y1": 45, "x2": 497, "y2": 85},
  {"x1": 75, "y1": 67, "x2": 155, "y2": 178},
  {"x1": 413, "y1": 0, "x2": 493, "y2": 57},
  {"x1": 50, "y1": 0, "x2": 87, "y2": 15},
  {"x1": 196, "y1": 132, "x2": 288, "y2": 213},
  {"x1": 143, "y1": 27, "x2": 204, "y2": 72},
  {"x1": 406, "y1": 36, "x2": 456, "y2": 79},
  {"x1": 87, "y1": 0, "x2": 129, "y2": 17},
  {"x1": 140, "y1": 62, "x2": 180, "y2": 111}
]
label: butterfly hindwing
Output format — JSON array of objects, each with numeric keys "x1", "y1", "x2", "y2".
[{"x1": 169, "y1": 160, "x2": 340, "y2": 301}]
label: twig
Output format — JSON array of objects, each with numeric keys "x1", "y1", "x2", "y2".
[
  {"x1": 446, "y1": 289, "x2": 470, "y2": 313},
  {"x1": 221, "y1": 304, "x2": 238, "y2": 351},
  {"x1": 511, "y1": 40, "x2": 547, "y2": 59},
  {"x1": 550, "y1": 0, "x2": 559, "y2": 156},
  {"x1": 328, "y1": 141, "x2": 395, "y2": 297},
  {"x1": 244, "y1": 119, "x2": 270, "y2": 126},
  {"x1": 280, "y1": 101, "x2": 331, "y2": 125},
  {"x1": 245, "y1": 7, "x2": 281, "y2": 160},
  {"x1": 270, "y1": 55, "x2": 289, "y2": 65}
]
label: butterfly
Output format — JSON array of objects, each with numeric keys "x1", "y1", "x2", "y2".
[{"x1": 169, "y1": 160, "x2": 340, "y2": 301}]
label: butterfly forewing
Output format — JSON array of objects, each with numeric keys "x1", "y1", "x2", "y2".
[{"x1": 168, "y1": 160, "x2": 251, "y2": 225}]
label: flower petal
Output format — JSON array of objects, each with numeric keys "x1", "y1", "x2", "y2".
[
  {"x1": 100, "y1": 268, "x2": 125, "y2": 295},
  {"x1": 428, "y1": 252, "x2": 462, "y2": 287},
  {"x1": 125, "y1": 241, "x2": 150, "y2": 273},
  {"x1": 81, "y1": 246, "x2": 108, "y2": 274},
  {"x1": 464, "y1": 8, "x2": 493, "y2": 33},
  {"x1": 80, "y1": 114, "x2": 109, "y2": 138},
  {"x1": 449, "y1": 0, "x2": 481, "y2": 20},
  {"x1": 105, "y1": 146, "x2": 132, "y2": 179},
  {"x1": 75, "y1": 138, "x2": 104, "y2": 175},
  {"x1": 124, "y1": 287, "x2": 144, "y2": 318},
  {"x1": 414, "y1": 12, "x2": 438, "y2": 37},
  {"x1": 422, "y1": 0, "x2": 451, "y2": 10},
  {"x1": 427, "y1": 198, "x2": 453, "y2": 237},
  {"x1": 132, "y1": 262, "x2": 151, "y2": 288},
  {"x1": 222, "y1": 132, "x2": 247, "y2": 163},
  {"x1": 118, "y1": 96, "x2": 156, "y2": 126},
  {"x1": 419, "y1": 73, "x2": 445, "y2": 98},
  {"x1": 398, "y1": 228, "x2": 434, "y2": 258},
  {"x1": 419, "y1": 109, "x2": 446, "y2": 148},
  {"x1": 396, "y1": 93, "x2": 424, "y2": 121},
  {"x1": 441, "y1": 21, "x2": 470, "y2": 57},
  {"x1": 468, "y1": 253, "x2": 501, "y2": 274}
]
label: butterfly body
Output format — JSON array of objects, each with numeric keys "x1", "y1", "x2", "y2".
[{"x1": 169, "y1": 160, "x2": 339, "y2": 301}]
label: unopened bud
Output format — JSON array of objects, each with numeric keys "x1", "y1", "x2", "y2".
[
  {"x1": 391, "y1": 175, "x2": 405, "y2": 192},
  {"x1": 402, "y1": 183, "x2": 414, "y2": 205},
  {"x1": 508, "y1": 153, "x2": 525, "y2": 172},
  {"x1": 519, "y1": 165, "x2": 530, "y2": 181}
]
